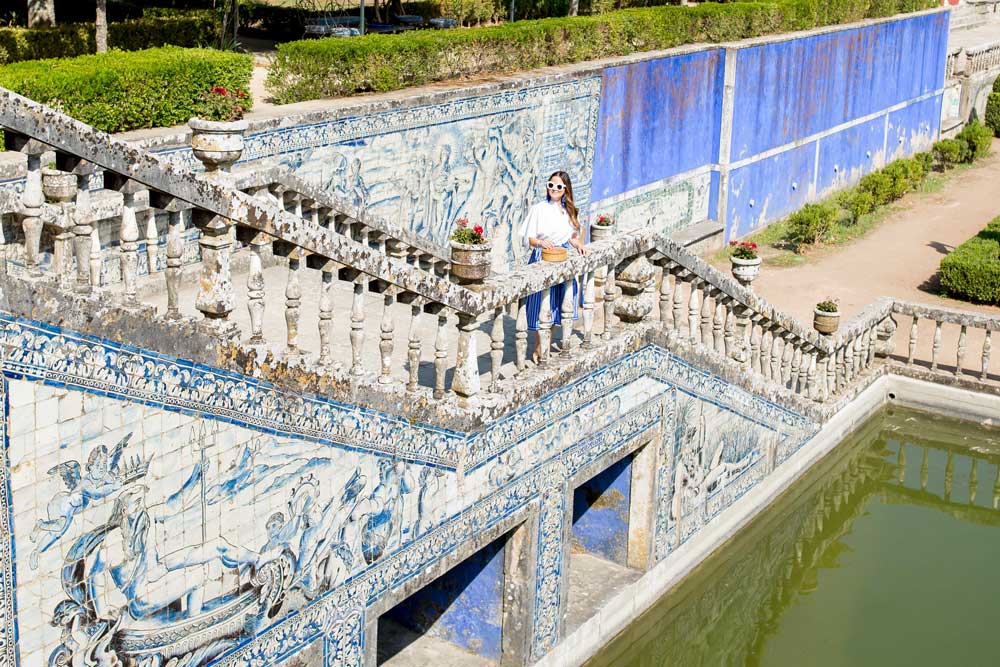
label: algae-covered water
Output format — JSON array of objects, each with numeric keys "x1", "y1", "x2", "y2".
[{"x1": 587, "y1": 408, "x2": 1000, "y2": 667}]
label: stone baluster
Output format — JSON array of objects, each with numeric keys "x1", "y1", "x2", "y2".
[
  {"x1": 687, "y1": 278, "x2": 701, "y2": 343},
  {"x1": 806, "y1": 349, "x2": 818, "y2": 400},
  {"x1": 867, "y1": 325, "x2": 877, "y2": 367},
  {"x1": 770, "y1": 329, "x2": 783, "y2": 381},
  {"x1": 930, "y1": 320, "x2": 942, "y2": 371},
  {"x1": 434, "y1": 308, "x2": 449, "y2": 400},
  {"x1": 835, "y1": 345, "x2": 847, "y2": 391},
  {"x1": 750, "y1": 321, "x2": 762, "y2": 374},
  {"x1": 825, "y1": 350, "x2": 836, "y2": 400},
  {"x1": 789, "y1": 344, "x2": 802, "y2": 392},
  {"x1": 71, "y1": 172, "x2": 94, "y2": 293},
  {"x1": 672, "y1": 270, "x2": 686, "y2": 334},
  {"x1": 780, "y1": 335, "x2": 794, "y2": 387},
  {"x1": 982, "y1": 330, "x2": 992, "y2": 381},
  {"x1": 119, "y1": 190, "x2": 140, "y2": 304},
  {"x1": 944, "y1": 451, "x2": 954, "y2": 502},
  {"x1": 515, "y1": 297, "x2": 528, "y2": 376},
  {"x1": 955, "y1": 324, "x2": 967, "y2": 377},
  {"x1": 560, "y1": 277, "x2": 575, "y2": 356},
  {"x1": 452, "y1": 313, "x2": 481, "y2": 406},
  {"x1": 285, "y1": 250, "x2": 303, "y2": 356},
  {"x1": 797, "y1": 346, "x2": 810, "y2": 394},
  {"x1": 582, "y1": 271, "x2": 596, "y2": 348},
  {"x1": 603, "y1": 261, "x2": 617, "y2": 341},
  {"x1": 192, "y1": 209, "x2": 238, "y2": 338},
  {"x1": 164, "y1": 208, "x2": 184, "y2": 319},
  {"x1": 379, "y1": 288, "x2": 396, "y2": 384},
  {"x1": 843, "y1": 339, "x2": 855, "y2": 384},
  {"x1": 700, "y1": 286, "x2": 713, "y2": 347},
  {"x1": 490, "y1": 308, "x2": 505, "y2": 392},
  {"x1": 760, "y1": 327, "x2": 774, "y2": 380},
  {"x1": 970, "y1": 458, "x2": 979, "y2": 505},
  {"x1": 350, "y1": 280, "x2": 366, "y2": 376},
  {"x1": 659, "y1": 264, "x2": 673, "y2": 330},
  {"x1": 18, "y1": 149, "x2": 45, "y2": 276},
  {"x1": 350, "y1": 226, "x2": 369, "y2": 376},
  {"x1": 713, "y1": 297, "x2": 726, "y2": 354},
  {"x1": 538, "y1": 284, "x2": 554, "y2": 364},
  {"x1": 406, "y1": 299, "x2": 424, "y2": 391},
  {"x1": 722, "y1": 297, "x2": 736, "y2": 359},
  {"x1": 144, "y1": 208, "x2": 158, "y2": 274},
  {"x1": 907, "y1": 316, "x2": 919, "y2": 366},
  {"x1": 855, "y1": 330, "x2": 866, "y2": 372},
  {"x1": 246, "y1": 233, "x2": 267, "y2": 345},
  {"x1": 88, "y1": 226, "x2": 101, "y2": 288}
]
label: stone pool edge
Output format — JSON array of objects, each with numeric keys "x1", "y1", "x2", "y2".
[{"x1": 534, "y1": 374, "x2": 1000, "y2": 667}]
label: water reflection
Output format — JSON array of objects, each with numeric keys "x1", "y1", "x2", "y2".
[{"x1": 588, "y1": 409, "x2": 1000, "y2": 667}]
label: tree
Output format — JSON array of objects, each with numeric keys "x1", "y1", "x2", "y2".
[
  {"x1": 567, "y1": 0, "x2": 578, "y2": 16},
  {"x1": 27, "y1": 0, "x2": 56, "y2": 27},
  {"x1": 96, "y1": 0, "x2": 107, "y2": 53}
]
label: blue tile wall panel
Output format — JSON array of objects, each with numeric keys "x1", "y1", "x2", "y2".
[
  {"x1": 886, "y1": 94, "x2": 943, "y2": 161},
  {"x1": 571, "y1": 454, "x2": 633, "y2": 565},
  {"x1": 815, "y1": 114, "x2": 887, "y2": 197},
  {"x1": 386, "y1": 537, "x2": 505, "y2": 660},
  {"x1": 592, "y1": 49, "x2": 724, "y2": 201},
  {"x1": 727, "y1": 141, "x2": 817, "y2": 240},
  {"x1": 729, "y1": 12, "x2": 949, "y2": 160}
]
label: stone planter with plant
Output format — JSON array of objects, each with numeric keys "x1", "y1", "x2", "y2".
[
  {"x1": 190, "y1": 86, "x2": 250, "y2": 174},
  {"x1": 814, "y1": 298, "x2": 840, "y2": 334},
  {"x1": 450, "y1": 217, "x2": 491, "y2": 287},
  {"x1": 729, "y1": 240, "x2": 761, "y2": 286},
  {"x1": 590, "y1": 213, "x2": 616, "y2": 243}
]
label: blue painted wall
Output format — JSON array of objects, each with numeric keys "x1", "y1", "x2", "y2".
[
  {"x1": 729, "y1": 12, "x2": 949, "y2": 160},
  {"x1": 592, "y1": 49, "x2": 724, "y2": 201},
  {"x1": 571, "y1": 455, "x2": 633, "y2": 565},
  {"x1": 814, "y1": 115, "x2": 887, "y2": 197},
  {"x1": 385, "y1": 537, "x2": 505, "y2": 660},
  {"x1": 886, "y1": 94, "x2": 943, "y2": 161},
  {"x1": 727, "y1": 141, "x2": 818, "y2": 240}
]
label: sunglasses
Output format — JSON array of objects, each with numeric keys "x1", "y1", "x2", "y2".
[{"x1": 546, "y1": 182, "x2": 566, "y2": 192}]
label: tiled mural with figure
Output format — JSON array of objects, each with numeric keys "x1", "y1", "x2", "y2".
[
  {"x1": 0, "y1": 311, "x2": 817, "y2": 667},
  {"x1": 155, "y1": 78, "x2": 601, "y2": 272}
]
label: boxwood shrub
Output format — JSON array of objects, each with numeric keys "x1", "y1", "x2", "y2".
[
  {"x1": 0, "y1": 47, "x2": 252, "y2": 133},
  {"x1": 267, "y1": 0, "x2": 937, "y2": 103},
  {"x1": 940, "y1": 217, "x2": 1000, "y2": 304},
  {"x1": 0, "y1": 13, "x2": 218, "y2": 64}
]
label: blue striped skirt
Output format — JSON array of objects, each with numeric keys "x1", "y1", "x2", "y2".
[{"x1": 526, "y1": 243, "x2": 579, "y2": 331}]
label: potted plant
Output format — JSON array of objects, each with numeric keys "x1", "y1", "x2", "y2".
[
  {"x1": 450, "y1": 217, "x2": 492, "y2": 286},
  {"x1": 189, "y1": 86, "x2": 250, "y2": 173},
  {"x1": 814, "y1": 298, "x2": 840, "y2": 334},
  {"x1": 41, "y1": 166, "x2": 77, "y2": 203},
  {"x1": 729, "y1": 240, "x2": 761, "y2": 286},
  {"x1": 590, "y1": 213, "x2": 616, "y2": 243}
]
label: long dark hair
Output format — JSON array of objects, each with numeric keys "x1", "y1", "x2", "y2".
[{"x1": 546, "y1": 170, "x2": 580, "y2": 232}]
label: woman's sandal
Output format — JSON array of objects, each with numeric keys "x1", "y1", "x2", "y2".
[{"x1": 531, "y1": 349, "x2": 541, "y2": 364}]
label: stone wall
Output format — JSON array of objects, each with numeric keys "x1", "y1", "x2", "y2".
[{"x1": 0, "y1": 309, "x2": 816, "y2": 667}]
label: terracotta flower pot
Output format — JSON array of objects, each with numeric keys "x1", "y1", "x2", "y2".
[
  {"x1": 189, "y1": 117, "x2": 248, "y2": 173},
  {"x1": 730, "y1": 255, "x2": 762, "y2": 286},
  {"x1": 813, "y1": 308, "x2": 840, "y2": 335},
  {"x1": 450, "y1": 240, "x2": 492, "y2": 286},
  {"x1": 41, "y1": 168, "x2": 77, "y2": 203},
  {"x1": 590, "y1": 222, "x2": 615, "y2": 243}
]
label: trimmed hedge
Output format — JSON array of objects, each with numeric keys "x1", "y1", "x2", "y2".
[
  {"x1": 0, "y1": 47, "x2": 252, "y2": 133},
  {"x1": 985, "y1": 89, "x2": 1000, "y2": 139},
  {"x1": 0, "y1": 13, "x2": 218, "y2": 64},
  {"x1": 939, "y1": 217, "x2": 1000, "y2": 304},
  {"x1": 267, "y1": 0, "x2": 937, "y2": 103}
]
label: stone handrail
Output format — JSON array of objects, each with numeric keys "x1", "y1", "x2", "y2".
[
  {"x1": 965, "y1": 39, "x2": 1000, "y2": 76},
  {"x1": 232, "y1": 166, "x2": 452, "y2": 264}
]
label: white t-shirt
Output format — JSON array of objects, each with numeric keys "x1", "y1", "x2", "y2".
[{"x1": 520, "y1": 200, "x2": 575, "y2": 247}]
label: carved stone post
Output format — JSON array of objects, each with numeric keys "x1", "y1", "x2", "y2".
[
  {"x1": 318, "y1": 265, "x2": 336, "y2": 365},
  {"x1": 559, "y1": 277, "x2": 575, "y2": 356},
  {"x1": 119, "y1": 191, "x2": 140, "y2": 303},
  {"x1": 247, "y1": 233, "x2": 268, "y2": 344},
  {"x1": 406, "y1": 299, "x2": 424, "y2": 391},
  {"x1": 603, "y1": 262, "x2": 617, "y2": 341},
  {"x1": 490, "y1": 307, "x2": 505, "y2": 392},
  {"x1": 192, "y1": 211, "x2": 239, "y2": 339},
  {"x1": 72, "y1": 179, "x2": 93, "y2": 293},
  {"x1": 144, "y1": 208, "x2": 158, "y2": 274},
  {"x1": 452, "y1": 313, "x2": 481, "y2": 406},
  {"x1": 434, "y1": 308, "x2": 449, "y2": 400},
  {"x1": 165, "y1": 209, "x2": 184, "y2": 319},
  {"x1": 379, "y1": 288, "x2": 396, "y2": 384},
  {"x1": 350, "y1": 281, "x2": 365, "y2": 376},
  {"x1": 515, "y1": 297, "x2": 528, "y2": 376},
  {"x1": 582, "y1": 271, "x2": 596, "y2": 348},
  {"x1": 20, "y1": 152, "x2": 44, "y2": 276},
  {"x1": 613, "y1": 254, "x2": 654, "y2": 323}
]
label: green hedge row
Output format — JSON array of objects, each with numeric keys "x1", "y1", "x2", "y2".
[
  {"x1": 940, "y1": 216, "x2": 1000, "y2": 304},
  {"x1": 985, "y1": 76, "x2": 1000, "y2": 138},
  {"x1": 0, "y1": 13, "x2": 218, "y2": 64},
  {"x1": 0, "y1": 47, "x2": 252, "y2": 133},
  {"x1": 267, "y1": 0, "x2": 937, "y2": 103}
]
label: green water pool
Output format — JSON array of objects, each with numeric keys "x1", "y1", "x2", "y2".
[{"x1": 587, "y1": 408, "x2": 1000, "y2": 667}]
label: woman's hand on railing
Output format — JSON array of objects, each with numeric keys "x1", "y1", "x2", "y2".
[{"x1": 571, "y1": 238, "x2": 588, "y2": 255}]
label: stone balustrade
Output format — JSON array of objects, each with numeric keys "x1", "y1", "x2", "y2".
[
  {"x1": 3, "y1": 86, "x2": 1000, "y2": 423},
  {"x1": 965, "y1": 39, "x2": 1000, "y2": 76}
]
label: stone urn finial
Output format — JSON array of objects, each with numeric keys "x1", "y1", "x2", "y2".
[
  {"x1": 189, "y1": 118, "x2": 249, "y2": 176},
  {"x1": 614, "y1": 254, "x2": 655, "y2": 323}
]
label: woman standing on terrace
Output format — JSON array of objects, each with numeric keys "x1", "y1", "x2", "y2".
[{"x1": 520, "y1": 171, "x2": 589, "y2": 363}]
